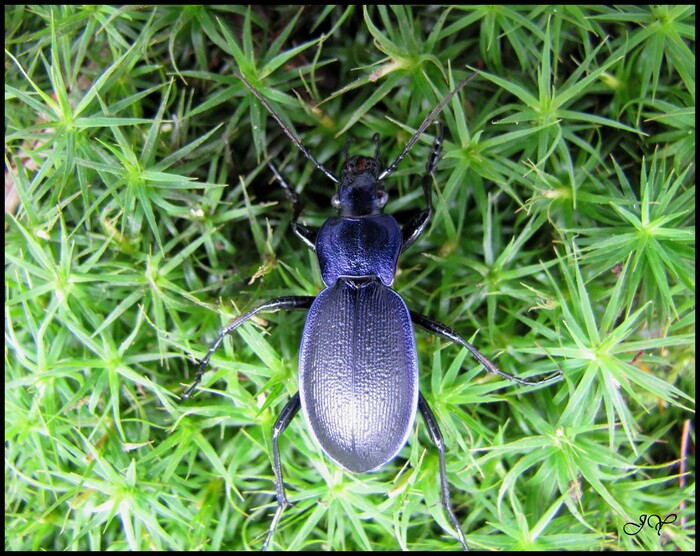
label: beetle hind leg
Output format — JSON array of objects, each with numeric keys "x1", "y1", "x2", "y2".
[
  {"x1": 262, "y1": 392, "x2": 301, "y2": 551},
  {"x1": 418, "y1": 393, "x2": 469, "y2": 551}
]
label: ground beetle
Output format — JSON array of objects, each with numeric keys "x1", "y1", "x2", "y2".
[{"x1": 183, "y1": 70, "x2": 561, "y2": 550}]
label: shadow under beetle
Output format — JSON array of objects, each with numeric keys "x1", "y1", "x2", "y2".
[{"x1": 183, "y1": 70, "x2": 561, "y2": 550}]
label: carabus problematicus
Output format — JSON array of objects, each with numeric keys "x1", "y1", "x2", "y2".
[{"x1": 183, "y1": 69, "x2": 561, "y2": 550}]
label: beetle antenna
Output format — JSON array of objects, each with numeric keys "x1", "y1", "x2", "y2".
[
  {"x1": 343, "y1": 136, "x2": 353, "y2": 164},
  {"x1": 378, "y1": 73, "x2": 477, "y2": 182},
  {"x1": 236, "y1": 71, "x2": 340, "y2": 184}
]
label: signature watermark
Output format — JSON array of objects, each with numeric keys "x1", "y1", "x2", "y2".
[{"x1": 623, "y1": 514, "x2": 677, "y2": 536}]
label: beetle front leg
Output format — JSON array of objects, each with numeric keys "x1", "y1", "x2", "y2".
[
  {"x1": 410, "y1": 311, "x2": 562, "y2": 385},
  {"x1": 182, "y1": 296, "x2": 315, "y2": 399},
  {"x1": 262, "y1": 392, "x2": 301, "y2": 551},
  {"x1": 268, "y1": 162, "x2": 318, "y2": 250},
  {"x1": 418, "y1": 393, "x2": 469, "y2": 551},
  {"x1": 401, "y1": 121, "x2": 444, "y2": 251}
]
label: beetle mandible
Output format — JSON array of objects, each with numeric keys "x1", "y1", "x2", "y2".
[{"x1": 183, "y1": 70, "x2": 561, "y2": 550}]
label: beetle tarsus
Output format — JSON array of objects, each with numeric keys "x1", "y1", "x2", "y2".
[
  {"x1": 263, "y1": 393, "x2": 301, "y2": 551},
  {"x1": 419, "y1": 394, "x2": 470, "y2": 551},
  {"x1": 267, "y1": 162, "x2": 318, "y2": 249},
  {"x1": 401, "y1": 121, "x2": 444, "y2": 251}
]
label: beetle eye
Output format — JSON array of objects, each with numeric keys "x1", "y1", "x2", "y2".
[
  {"x1": 375, "y1": 191, "x2": 388, "y2": 209},
  {"x1": 331, "y1": 194, "x2": 341, "y2": 209}
]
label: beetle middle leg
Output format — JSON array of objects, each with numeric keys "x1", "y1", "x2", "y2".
[
  {"x1": 418, "y1": 393, "x2": 469, "y2": 551},
  {"x1": 401, "y1": 121, "x2": 444, "y2": 251},
  {"x1": 410, "y1": 311, "x2": 562, "y2": 385},
  {"x1": 182, "y1": 296, "x2": 315, "y2": 399}
]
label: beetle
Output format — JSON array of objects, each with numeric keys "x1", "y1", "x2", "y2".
[{"x1": 183, "y1": 70, "x2": 561, "y2": 550}]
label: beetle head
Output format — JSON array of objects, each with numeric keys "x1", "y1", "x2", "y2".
[
  {"x1": 332, "y1": 155, "x2": 387, "y2": 216},
  {"x1": 331, "y1": 133, "x2": 388, "y2": 217}
]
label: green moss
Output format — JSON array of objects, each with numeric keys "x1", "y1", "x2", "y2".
[{"x1": 5, "y1": 5, "x2": 694, "y2": 551}]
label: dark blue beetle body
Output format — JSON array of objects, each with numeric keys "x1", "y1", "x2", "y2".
[
  {"x1": 315, "y1": 214, "x2": 401, "y2": 287},
  {"x1": 301, "y1": 211, "x2": 417, "y2": 473},
  {"x1": 300, "y1": 278, "x2": 418, "y2": 472},
  {"x1": 182, "y1": 71, "x2": 560, "y2": 551}
]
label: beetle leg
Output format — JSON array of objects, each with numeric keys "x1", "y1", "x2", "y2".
[
  {"x1": 268, "y1": 162, "x2": 318, "y2": 250},
  {"x1": 263, "y1": 392, "x2": 301, "y2": 551},
  {"x1": 401, "y1": 121, "x2": 444, "y2": 251},
  {"x1": 418, "y1": 393, "x2": 469, "y2": 551},
  {"x1": 182, "y1": 296, "x2": 315, "y2": 399},
  {"x1": 410, "y1": 311, "x2": 562, "y2": 385}
]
